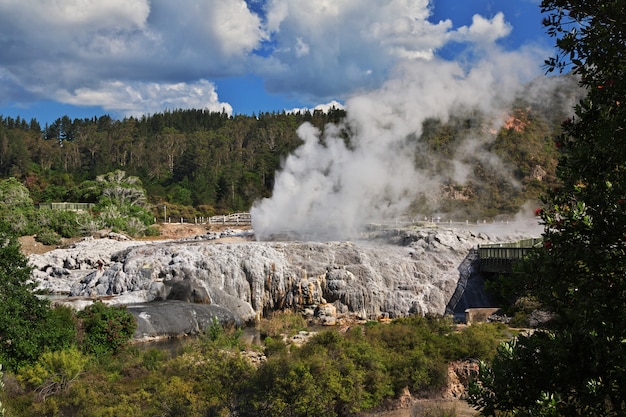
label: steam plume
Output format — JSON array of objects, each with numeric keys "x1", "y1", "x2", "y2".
[{"x1": 251, "y1": 52, "x2": 567, "y2": 241}]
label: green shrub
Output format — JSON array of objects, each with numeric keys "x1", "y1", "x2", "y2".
[
  {"x1": 259, "y1": 310, "x2": 308, "y2": 338},
  {"x1": 35, "y1": 228, "x2": 61, "y2": 245},
  {"x1": 143, "y1": 225, "x2": 161, "y2": 236},
  {"x1": 44, "y1": 306, "x2": 78, "y2": 352},
  {"x1": 0, "y1": 221, "x2": 55, "y2": 371},
  {"x1": 141, "y1": 348, "x2": 168, "y2": 371},
  {"x1": 264, "y1": 336, "x2": 288, "y2": 357},
  {"x1": 77, "y1": 302, "x2": 137, "y2": 356},
  {"x1": 201, "y1": 318, "x2": 244, "y2": 350},
  {"x1": 509, "y1": 311, "x2": 530, "y2": 328},
  {"x1": 0, "y1": 364, "x2": 4, "y2": 417},
  {"x1": 450, "y1": 323, "x2": 514, "y2": 360},
  {"x1": 17, "y1": 347, "x2": 88, "y2": 400}
]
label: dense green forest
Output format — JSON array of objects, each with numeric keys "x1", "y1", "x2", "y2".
[
  {"x1": 0, "y1": 76, "x2": 580, "y2": 232},
  {"x1": 0, "y1": 108, "x2": 345, "y2": 215}
]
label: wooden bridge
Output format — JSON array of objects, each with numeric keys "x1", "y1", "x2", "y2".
[
  {"x1": 207, "y1": 212, "x2": 251, "y2": 225},
  {"x1": 477, "y1": 238, "x2": 543, "y2": 273}
]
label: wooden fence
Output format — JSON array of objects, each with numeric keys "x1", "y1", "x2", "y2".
[
  {"x1": 36, "y1": 202, "x2": 95, "y2": 211},
  {"x1": 160, "y1": 212, "x2": 252, "y2": 226}
]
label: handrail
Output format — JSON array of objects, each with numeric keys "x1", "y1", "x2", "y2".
[{"x1": 477, "y1": 238, "x2": 542, "y2": 273}]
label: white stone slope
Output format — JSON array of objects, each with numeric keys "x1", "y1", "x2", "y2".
[{"x1": 29, "y1": 223, "x2": 542, "y2": 323}]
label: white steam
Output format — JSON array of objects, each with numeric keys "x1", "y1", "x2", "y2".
[{"x1": 251, "y1": 52, "x2": 560, "y2": 241}]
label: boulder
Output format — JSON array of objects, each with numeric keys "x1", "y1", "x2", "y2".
[{"x1": 127, "y1": 300, "x2": 242, "y2": 341}]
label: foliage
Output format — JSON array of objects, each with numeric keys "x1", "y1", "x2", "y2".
[
  {"x1": 0, "y1": 364, "x2": 4, "y2": 417},
  {"x1": 0, "y1": 177, "x2": 33, "y2": 209},
  {"x1": 258, "y1": 309, "x2": 308, "y2": 338},
  {"x1": 0, "y1": 178, "x2": 34, "y2": 235},
  {"x1": 1, "y1": 96, "x2": 572, "y2": 221},
  {"x1": 29, "y1": 208, "x2": 84, "y2": 238},
  {"x1": 2, "y1": 314, "x2": 512, "y2": 416},
  {"x1": 93, "y1": 170, "x2": 154, "y2": 236},
  {"x1": 17, "y1": 347, "x2": 88, "y2": 400},
  {"x1": 0, "y1": 221, "x2": 54, "y2": 371},
  {"x1": 76, "y1": 302, "x2": 137, "y2": 356},
  {"x1": 202, "y1": 317, "x2": 244, "y2": 350},
  {"x1": 469, "y1": 0, "x2": 626, "y2": 415},
  {"x1": 34, "y1": 227, "x2": 61, "y2": 245}
]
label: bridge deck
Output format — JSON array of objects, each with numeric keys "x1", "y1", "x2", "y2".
[{"x1": 478, "y1": 238, "x2": 542, "y2": 273}]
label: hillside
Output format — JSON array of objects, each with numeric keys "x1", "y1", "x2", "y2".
[{"x1": 0, "y1": 75, "x2": 583, "y2": 224}]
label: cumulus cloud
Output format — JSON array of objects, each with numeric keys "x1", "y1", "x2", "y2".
[
  {"x1": 1, "y1": 0, "x2": 150, "y2": 30},
  {"x1": 286, "y1": 100, "x2": 345, "y2": 114},
  {"x1": 57, "y1": 79, "x2": 232, "y2": 117},
  {"x1": 454, "y1": 12, "x2": 513, "y2": 45},
  {"x1": 0, "y1": 0, "x2": 262, "y2": 114},
  {"x1": 257, "y1": 0, "x2": 454, "y2": 100},
  {"x1": 0, "y1": 0, "x2": 546, "y2": 119}
]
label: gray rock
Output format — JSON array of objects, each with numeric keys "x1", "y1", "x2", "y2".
[
  {"x1": 31, "y1": 223, "x2": 542, "y2": 326},
  {"x1": 127, "y1": 300, "x2": 241, "y2": 341}
]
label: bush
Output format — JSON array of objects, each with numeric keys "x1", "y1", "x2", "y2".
[
  {"x1": 34, "y1": 228, "x2": 60, "y2": 245},
  {"x1": 259, "y1": 310, "x2": 308, "y2": 338},
  {"x1": 43, "y1": 306, "x2": 78, "y2": 353},
  {"x1": 143, "y1": 225, "x2": 161, "y2": 237},
  {"x1": 0, "y1": 221, "x2": 53, "y2": 371},
  {"x1": 77, "y1": 302, "x2": 137, "y2": 356},
  {"x1": 0, "y1": 364, "x2": 4, "y2": 417},
  {"x1": 264, "y1": 336, "x2": 288, "y2": 357},
  {"x1": 16, "y1": 347, "x2": 88, "y2": 400}
]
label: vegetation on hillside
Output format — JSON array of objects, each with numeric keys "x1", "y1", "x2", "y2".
[
  {"x1": 0, "y1": 171, "x2": 156, "y2": 239},
  {"x1": 2, "y1": 313, "x2": 514, "y2": 417},
  {"x1": 0, "y1": 80, "x2": 581, "y2": 234}
]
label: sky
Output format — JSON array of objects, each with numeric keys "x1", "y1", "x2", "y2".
[{"x1": 0, "y1": 0, "x2": 553, "y2": 126}]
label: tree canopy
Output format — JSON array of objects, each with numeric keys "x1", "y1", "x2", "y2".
[{"x1": 469, "y1": 1, "x2": 626, "y2": 415}]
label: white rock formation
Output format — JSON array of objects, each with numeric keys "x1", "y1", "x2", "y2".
[{"x1": 30, "y1": 222, "x2": 542, "y2": 324}]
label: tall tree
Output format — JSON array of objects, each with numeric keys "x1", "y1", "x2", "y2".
[
  {"x1": 0, "y1": 221, "x2": 52, "y2": 371},
  {"x1": 469, "y1": 1, "x2": 626, "y2": 415}
]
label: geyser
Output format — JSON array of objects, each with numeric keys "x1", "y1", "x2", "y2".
[{"x1": 251, "y1": 53, "x2": 566, "y2": 241}]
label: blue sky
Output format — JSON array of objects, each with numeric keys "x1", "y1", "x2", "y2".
[{"x1": 0, "y1": 0, "x2": 552, "y2": 126}]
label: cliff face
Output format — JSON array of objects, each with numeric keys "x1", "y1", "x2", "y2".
[{"x1": 31, "y1": 223, "x2": 541, "y2": 327}]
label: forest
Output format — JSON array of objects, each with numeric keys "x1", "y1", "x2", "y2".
[{"x1": 0, "y1": 74, "x2": 579, "y2": 235}]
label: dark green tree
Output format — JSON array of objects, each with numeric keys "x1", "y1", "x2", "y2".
[
  {"x1": 469, "y1": 1, "x2": 626, "y2": 415},
  {"x1": 76, "y1": 301, "x2": 136, "y2": 356},
  {"x1": 0, "y1": 221, "x2": 55, "y2": 371}
]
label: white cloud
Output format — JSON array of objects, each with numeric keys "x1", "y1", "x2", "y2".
[
  {"x1": 204, "y1": 0, "x2": 266, "y2": 56},
  {"x1": 257, "y1": 0, "x2": 454, "y2": 100},
  {"x1": 56, "y1": 80, "x2": 232, "y2": 117},
  {"x1": 286, "y1": 99, "x2": 345, "y2": 114},
  {"x1": 294, "y1": 37, "x2": 310, "y2": 58},
  {"x1": 0, "y1": 0, "x2": 542, "y2": 118},
  {"x1": 455, "y1": 12, "x2": 513, "y2": 45},
  {"x1": 0, "y1": 0, "x2": 150, "y2": 29},
  {"x1": 0, "y1": 0, "x2": 265, "y2": 112}
]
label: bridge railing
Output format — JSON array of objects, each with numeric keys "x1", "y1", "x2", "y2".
[
  {"x1": 159, "y1": 212, "x2": 252, "y2": 225},
  {"x1": 477, "y1": 238, "x2": 543, "y2": 273},
  {"x1": 208, "y1": 212, "x2": 251, "y2": 225}
]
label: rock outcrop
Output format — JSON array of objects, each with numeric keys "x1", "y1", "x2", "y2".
[{"x1": 31, "y1": 223, "x2": 542, "y2": 331}]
